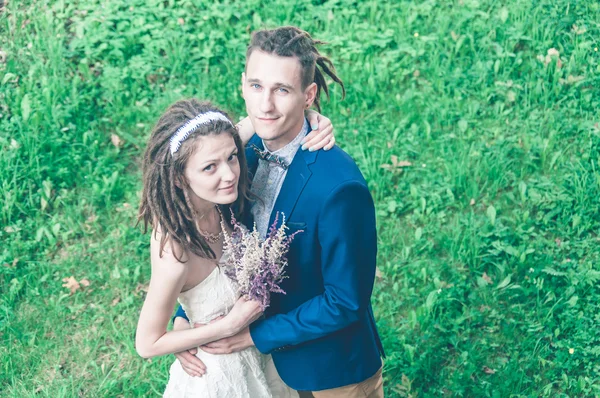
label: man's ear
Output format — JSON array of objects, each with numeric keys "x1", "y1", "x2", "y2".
[
  {"x1": 304, "y1": 82, "x2": 317, "y2": 108},
  {"x1": 241, "y1": 72, "x2": 246, "y2": 99}
]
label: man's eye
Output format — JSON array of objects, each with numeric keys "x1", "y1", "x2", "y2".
[
  {"x1": 251, "y1": 84, "x2": 261, "y2": 89},
  {"x1": 278, "y1": 88, "x2": 289, "y2": 93}
]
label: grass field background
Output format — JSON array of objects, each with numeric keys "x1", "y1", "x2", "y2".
[{"x1": 2, "y1": 0, "x2": 600, "y2": 396}]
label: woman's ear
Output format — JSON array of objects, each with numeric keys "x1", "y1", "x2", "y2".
[{"x1": 174, "y1": 175, "x2": 185, "y2": 189}]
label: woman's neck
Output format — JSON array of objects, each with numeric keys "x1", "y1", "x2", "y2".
[{"x1": 195, "y1": 204, "x2": 221, "y2": 232}]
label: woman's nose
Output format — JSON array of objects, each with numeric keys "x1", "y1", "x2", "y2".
[{"x1": 221, "y1": 163, "x2": 236, "y2": 182}]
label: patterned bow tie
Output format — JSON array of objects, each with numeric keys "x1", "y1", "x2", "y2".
[{"x1": 251, "y1": 144, "x2": 289, "y2": 170}]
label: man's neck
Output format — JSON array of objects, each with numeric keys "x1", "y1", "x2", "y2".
[{"x1": 263, "y1": 118, "x2": 306, "y2": 152}]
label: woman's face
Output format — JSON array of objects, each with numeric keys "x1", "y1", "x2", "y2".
[{"x1": 183, "y1": 133, "x2": 240, "y2": 211}]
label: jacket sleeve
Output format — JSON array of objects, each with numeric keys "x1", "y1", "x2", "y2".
[
  {"x1": 172, "y1": 305, "x2": 189, "y2": 324},
  {"x1": 249, "y1": 180, "x2": 377, "y2": 354}
]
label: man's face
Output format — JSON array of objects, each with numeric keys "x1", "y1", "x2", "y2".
[{"x1": 242, "y1": 50, "x2": 316, "y2": 151}]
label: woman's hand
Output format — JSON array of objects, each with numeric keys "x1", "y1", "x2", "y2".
[
  {"x1": 302, "y1": 110, "x2": 335, "y2": 151},
  {"x1": 224, "y1": 297, "x2": 263, "y2": 335}
]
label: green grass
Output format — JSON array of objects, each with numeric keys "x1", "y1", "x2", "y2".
[{"x1": 2, "y1": 0, "x2": 600, "y2": 396}]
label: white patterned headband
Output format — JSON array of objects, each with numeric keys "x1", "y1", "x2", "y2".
[{"x1": 169, "y1": 111, "x2": 235, "y2": 155}]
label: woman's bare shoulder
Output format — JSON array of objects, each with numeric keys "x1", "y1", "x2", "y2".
[{"x1": 149, "y1": 228, "x2": 188, "y2": 276}]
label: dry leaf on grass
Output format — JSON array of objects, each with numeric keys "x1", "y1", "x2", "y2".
[
  {"x1": 538, "y1": 48, "x2": 562, "y2": 68},
  {"x1": 381, "y1": 155, "x2": 412, "y2": 172},
  {"x1": 62, "y1": 276, "x2": 91, "y2": 294},
  {"x1": 62, "y1": 276, "x2": 80, "y2": 294},
  {"x1": 482, "y1": 272, "x2": 492, "y2": 283},
  {"x1": 135, "y1": 283, "x2": 149, "y2": 296},
  {"x1": 111, "y1": 133, "x2": 123, "y2": 148}
]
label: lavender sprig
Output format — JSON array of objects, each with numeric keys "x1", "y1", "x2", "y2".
[{"x1": 220, "y1": 209, "x2": 302, "y2": 310}]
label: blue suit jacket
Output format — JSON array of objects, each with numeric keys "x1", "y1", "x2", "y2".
[
  {"x1": 244, "y1": 134, "x2": 384, "y2": 391},
  {"x1": 176, "y1": 132, "x2": 384, "y2": 391}
]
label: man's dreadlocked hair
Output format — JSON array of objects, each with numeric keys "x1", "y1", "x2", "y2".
[
  {"x1": 138, "y1": 99, "x2": 250, "y2": 262},
  {"x1": 246, "y1": 26, "x2": 345, "y2": 112}
]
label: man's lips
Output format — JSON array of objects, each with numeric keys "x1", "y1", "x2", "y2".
[{"x1": 258, "y1": 117, "x2": 280, "y2": 123}]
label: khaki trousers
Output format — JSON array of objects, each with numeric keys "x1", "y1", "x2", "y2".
[{"x1": 297, "y1": 367, "x2": 384, "y2": 398}]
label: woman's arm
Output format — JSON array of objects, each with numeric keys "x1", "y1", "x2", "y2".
[
  {"x1": 235, "y1": 117, "x2": 255, "y2": 145},
  {"x1": 135, "y1": 233, "x2": 261, "y2": 358},
  {"x1": 236, "y1": 110, "x2": 335, "y2": 150}
]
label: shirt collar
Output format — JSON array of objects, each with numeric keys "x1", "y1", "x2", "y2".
[{"x1": 262, "y1": 118, "x2": 309, "y2": 165}]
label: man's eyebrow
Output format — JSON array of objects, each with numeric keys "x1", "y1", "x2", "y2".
[
  {"x1": 246, "y1": 78, "x2": 295, "y2": 91},
  {"x1": 274, "y1": 82, "x2": 295, "y2": 90}
]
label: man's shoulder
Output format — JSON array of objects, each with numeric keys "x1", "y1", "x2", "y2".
[
  {"x1": 311, "y1": 146, "x2": 366, "y2": 185},
  {"x1": 316, "y1": 144, "x2": 355, "y2": 163}
]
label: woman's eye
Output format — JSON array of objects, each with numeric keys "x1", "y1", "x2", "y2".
[
  {"x1": 228, "y1": 153, "x2": 238, "y2": 161},
  {"x1": 203, "y1": 164, "x2": 215, "y2": 172}
]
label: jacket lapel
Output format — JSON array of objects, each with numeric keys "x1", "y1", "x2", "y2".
[
  {"x1": 245, "y1": 134, "x2": 262, "y2": 179},
  {"x1": 268, "y1": 147, "x2": 317, "y2": 228},
  {"x1": 243, "y1": 135, "x2": 262, "y2": 227}
]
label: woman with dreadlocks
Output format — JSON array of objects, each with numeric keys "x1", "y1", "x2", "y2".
[{"x1": 134, "y1": 98, "x2": 333, "y2": 397}]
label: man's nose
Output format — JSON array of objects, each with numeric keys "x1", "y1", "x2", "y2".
[{"x1": 259, "y1": 91, "x2": 274, "y2": 113}]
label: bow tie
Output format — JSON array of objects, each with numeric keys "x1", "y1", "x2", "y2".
[{"x1": 252, "y1": 144, "x2": 289, "y2": 170}]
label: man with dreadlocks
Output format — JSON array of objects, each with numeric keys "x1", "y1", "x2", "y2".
[{"x1": 174, "y1": 26, "x2": 385, "y2": 397}]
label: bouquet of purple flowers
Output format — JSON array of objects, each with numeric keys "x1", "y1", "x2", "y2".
[{"x1": 220, "y1": 211, "x2": 302, "y2": 310}]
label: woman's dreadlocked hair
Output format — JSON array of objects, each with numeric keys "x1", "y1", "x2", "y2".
[
  {"x1": 138, "y1": 99, "x2": 250, "y2": 262},
  {"x1": 246, "y1": 26, "x2": 345, "y2": 112}
]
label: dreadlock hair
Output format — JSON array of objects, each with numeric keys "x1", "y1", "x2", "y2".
[
  {"x1": 246, "y1": 26, "x2": 345, "y2": 112},
  {"x1": 138, "y1": 99, "x2": 250, "y2": 262}
]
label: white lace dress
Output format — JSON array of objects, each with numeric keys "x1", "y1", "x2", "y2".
[{"x1": 163, "y1": 258, "x2": 298, "y2": 398}]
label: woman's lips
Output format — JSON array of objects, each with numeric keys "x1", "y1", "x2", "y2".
[{"x1": 219, "y1": 184, "x2": 235, "y2": 193}]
